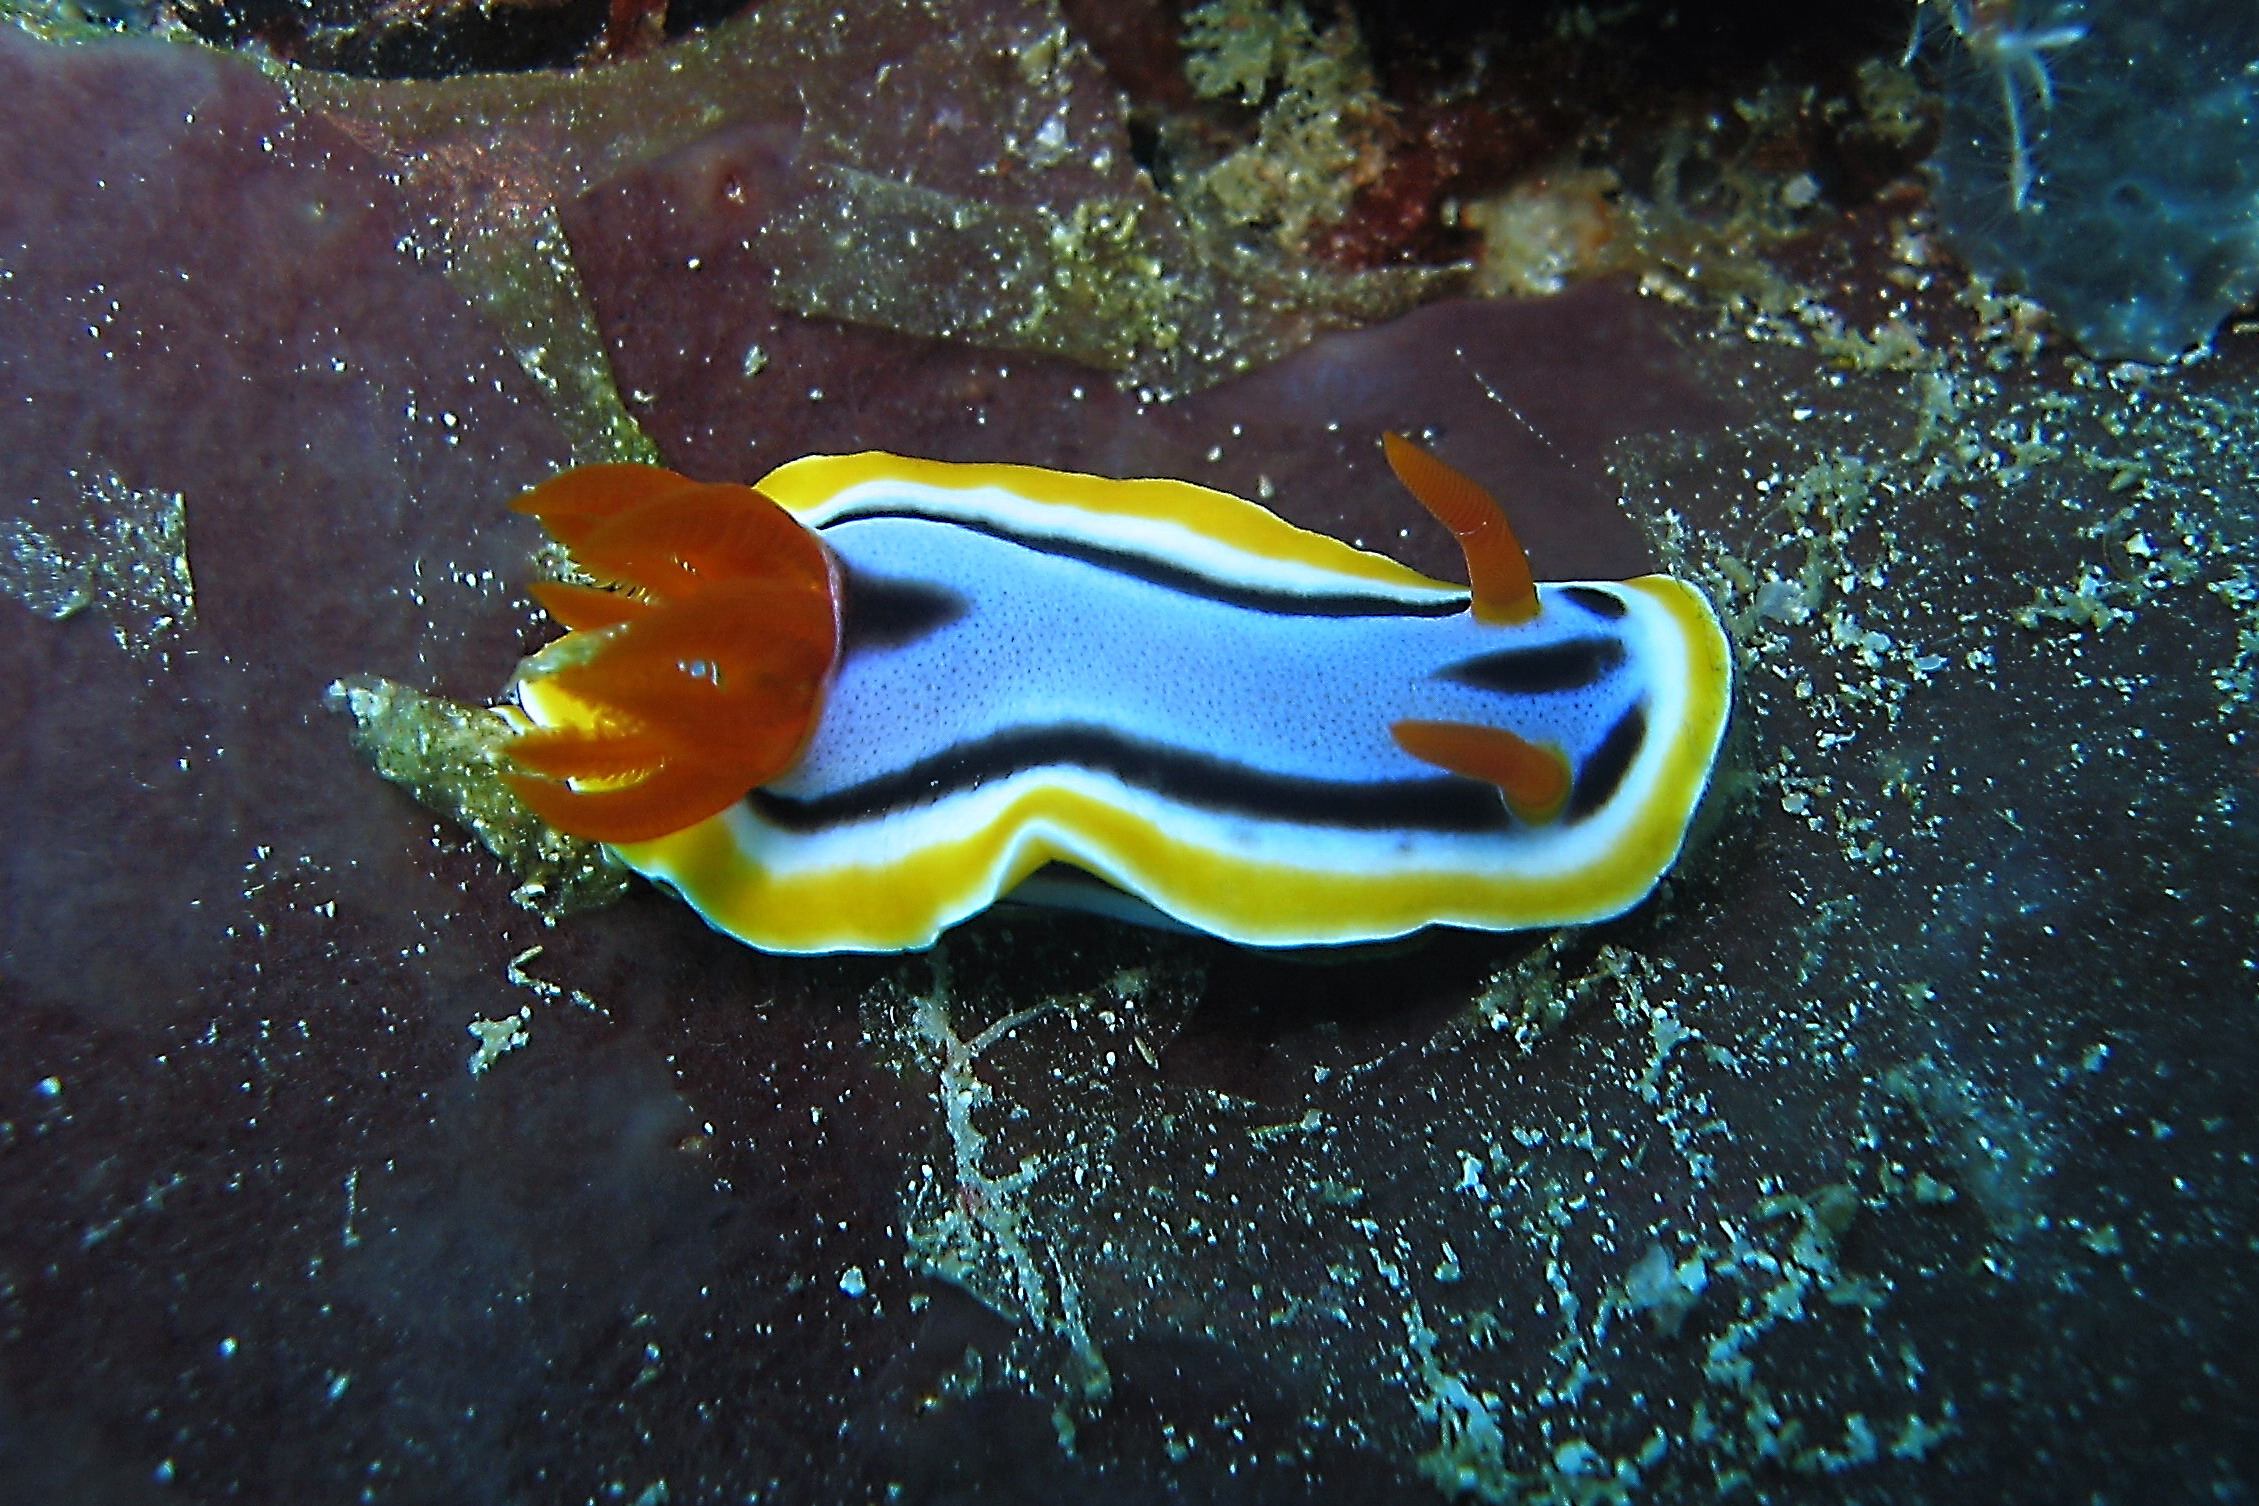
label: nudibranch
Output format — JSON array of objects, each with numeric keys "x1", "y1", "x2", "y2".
[{"x1": 501, "y1": 438, "x2": 1731, "y2": 953}]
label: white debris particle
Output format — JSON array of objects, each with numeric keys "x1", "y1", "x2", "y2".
[{"x1": 467, "y1": 1010, "x2": 529, "y2": 1075}]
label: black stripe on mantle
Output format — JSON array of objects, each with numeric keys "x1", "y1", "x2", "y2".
[
  {"x1": 749, "y1": 725, "x2": 1519, "y2": 835},
  {"x1": 1439, "y1": 636, "x2": 1627, "y2": 695},
  {"x1": 818, "y1": 506, "x2": 1471, "y2": 620}
]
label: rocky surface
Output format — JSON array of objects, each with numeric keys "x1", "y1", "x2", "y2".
[
  {"x1": 1926, "y1": 0, "x2": 2259, "y2": 361},
  {"x1": 1, "y1": 11, "x2": 2254, "y2": 1505}
]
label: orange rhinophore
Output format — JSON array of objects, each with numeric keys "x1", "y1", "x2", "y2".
[
  {"x1": 1390, "y1": 717, "x2": 1572, "y2": 826},
  {"x1": 503, "y1": 464, "x2": 842, "y2": 844},
  {"x1": 1382, "y1": 431, "x2": 1540, "y2": 625}
]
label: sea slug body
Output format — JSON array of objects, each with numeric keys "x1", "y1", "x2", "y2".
[{"x1": 502, "y1": 440, "x2": 1732, "y2": 952}]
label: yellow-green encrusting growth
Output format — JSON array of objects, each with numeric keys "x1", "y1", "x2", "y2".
[{"x1": 329, "y1": 673, "x2": 630, "y2": 918}]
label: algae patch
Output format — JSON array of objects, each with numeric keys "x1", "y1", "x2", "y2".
[
  {"x1": 0, "y1": 472, "x2": 194, "y2": 657},
  {"x1": 1178, "y1": 0, "x2": 1388, "y2": 254},
  {"x1": 864, "y1": 946, "x2": 1139, "y2": 1410},
  {"x1": 288, "y1": 50, "x2": 686, "y2": 465},
  {"x1": 327, "y1": 673, "x2": 630, "y2": 918}
]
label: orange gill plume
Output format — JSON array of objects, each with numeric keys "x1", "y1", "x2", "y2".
[{"x1": 503, "y1": 464, "x2": 842, "y2": 844}]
